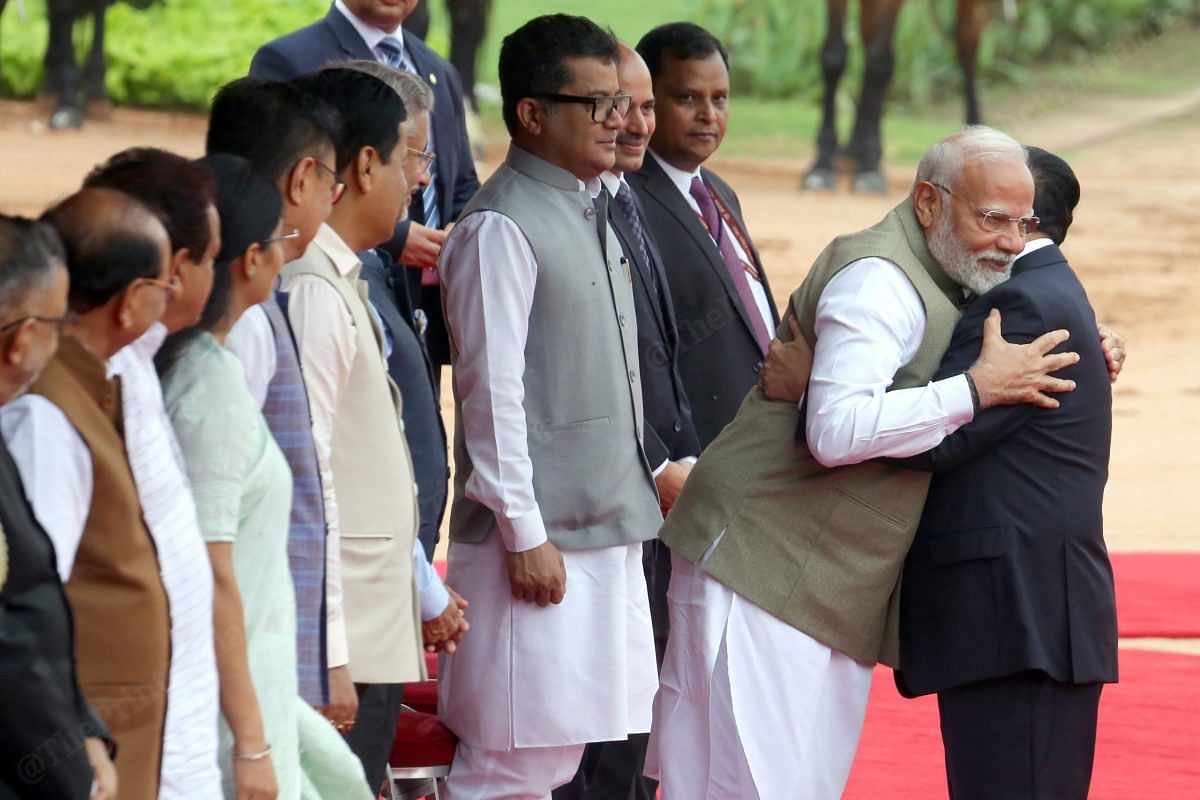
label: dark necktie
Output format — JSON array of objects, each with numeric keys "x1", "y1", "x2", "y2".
[
  {"x1": 378, "y1": 35, "x2": 440, "y2": 231},
  {"x1": 689, "y1": 176, "x2": 771, "y2": 354},
  {"x1": 614, "y1": 182, "x2": 656, "y2": 293}
]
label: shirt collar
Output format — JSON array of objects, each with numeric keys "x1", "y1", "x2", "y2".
[
  {"x1": 584, "y1": 175, "x2": 603, "y2": 199},
  {"x1": 334, "y1": 0, "x2": 402, "y2": 54},
  {"x1": 599, "y1": 170, "x2": 623, "y2": 197},
  {"x1": 1017, "y1": 237, "x2": 1056, "y2": 259},
  {"x1": 312, "y1": 223, "x2": 362, "y2": 279},
  {"x1": 650, "y1": 149, "x2": 702, "y2": 198}
]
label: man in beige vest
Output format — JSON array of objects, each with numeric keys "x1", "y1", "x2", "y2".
[
  {"x1": 645, "y1": 127, "x2": 1082, "y2": 799},
  {"x1": 280, "y1": 68, "x2": 465, "y2": 792}
]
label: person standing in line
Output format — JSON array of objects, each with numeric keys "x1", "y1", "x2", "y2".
[
  {"x1": 82, "y1": 148, "x2": 225, "y2": 800},
  {"x1": 0, "y1": 214, "x2": 117, "y2": 800},
  {"x1": 159, "y1": 153, "x2": 372, "y2": 800},
  {"x1": 2, "y1": 189, "x2": 175, "y2": 800},
  {"x1": 437, "y1": 15, "x2": 661, "y2": 799}
]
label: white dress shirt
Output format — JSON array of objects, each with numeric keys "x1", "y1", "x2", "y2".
[
  {"x1": 334, "y1": 0, "x2": 404, "y2": 62},
  {"x1": 648, "y1": 150, "x2": 775, "y2": 335},
  {"x1": 225, "y1": 304, "x2": 276, "y2": 408},
  {"x1": 109, "y1": 323, "x2": 222, "y2": 799},
  {"x1": 0, "y1": 394, "x2": 91, "y2": 581},
  {"x1": 1018, "y1": 236, "x2": 1056, "y2": 259},
  {"x1": 283, "y1": 225, "x2": 449, "y2": 627},
  {"x1": 805, "y1": 257, "x2": 975, "y2": 467}
]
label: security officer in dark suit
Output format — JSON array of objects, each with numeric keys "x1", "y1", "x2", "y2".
[
  {"x1": 888, "y1": 147, "x2": 1118, "y2": 799},
  {"x1": 250, "y1": 0, "x2": 480, "y2": 379}
]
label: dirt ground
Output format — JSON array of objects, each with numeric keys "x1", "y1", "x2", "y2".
[{"x1": 2, "y1": 97, "x2": 1197, "y2": 646}]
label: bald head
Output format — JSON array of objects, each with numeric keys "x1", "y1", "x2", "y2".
[
  {"x1": 614, "y1": 42, "x2": 655, "y2": 175},
  {"x1": 41, "y1": 188, "x2": 171, "y2": 313}
]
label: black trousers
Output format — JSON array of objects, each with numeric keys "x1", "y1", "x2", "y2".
[
  {"x1": 553, "y1": 542, "x2": 670, "y2": 800},
  {"x1": 938, "y1": 671, "x2": 1103, "y2": 800},
  {"x1": 344, "y1": 682, "x2": 406, "y2": 794}
]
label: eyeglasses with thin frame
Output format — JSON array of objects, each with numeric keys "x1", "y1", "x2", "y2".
[
  {"x1": 134, "y1": 276, "x2": 180, "y2": 294},
  {"x1": 406, "y1": 146, "x2": 436, "y2": 174},
  {"x1": 532, "y1": 93, "x2": 633, "y2": 123},
  {"x1": 931, "y1": 182, "x2": 1040, "y2": 237},
  {"x1": 312, "y1": 159, "x2": 347, "y2": 205},
  {"x1": 0, "y1": 312, "x2": 79, "y2": 336},
  {"x1": 262, "y1": 228, "x2": 302, "y2": 247}
]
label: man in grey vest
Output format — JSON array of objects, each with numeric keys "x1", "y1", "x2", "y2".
[
  {"x1": 645, "y1": 127, "x2": 1082, "y2": 799},
  {"x1": 437, "y1": 15, "x2": 662, "y2": 799}
]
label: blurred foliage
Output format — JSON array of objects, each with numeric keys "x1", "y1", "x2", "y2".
[{"x1": 688, "y1": 0, "x2": 1200, "y2": 103}]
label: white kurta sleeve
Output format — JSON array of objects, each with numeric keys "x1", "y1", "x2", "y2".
[
  {"x1": 805, "y1": 257, "x2": 975, "y2": 468},
  {"x1": 279, "y1": 274, "x2": 358, "y2": 670},
  {"x1": 0, "y1": 395, "x2": 93, "y2": 581},
  {"x1": 413, "y1": 537, "x2": 450, "y2": 621},
  {"x1": 224, "y1": 302, "x2": 278, "y2": 410},
  {"x1": 440, "y1": 211, "x2": 547, "y2": 553}
]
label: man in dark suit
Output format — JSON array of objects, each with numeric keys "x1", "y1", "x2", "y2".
[
  {"x1": 887, "y1": 147, "x2": 1118, "y2": 799},
  {"x1": 555, "y1": 42, "x2": 700, "y2": 800},
  {"x1": 250, "y1": 0, "x2": 481, "y2": 378},
  {"x1": 627, "y1": 22, "x2": 779, "y2": 449}
]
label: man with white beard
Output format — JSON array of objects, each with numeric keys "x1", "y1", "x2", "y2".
[{"x1": 644, "y1": 126, "x2": 1083, "y2": 799}]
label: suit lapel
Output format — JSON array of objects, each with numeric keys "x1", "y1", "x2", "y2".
[
  {"x1": 609, "y1": 203, "x2": 669, "y2": 340},
  {"x1": 402, "y1": 31, "x2": 453, "y2": 224},
  {"x1": 705, "y1": 168, "x2": 779, "y2": 326},
  {"x1": 324, "y1": 8, "x2": 376, "y2": 60},
  {"x1": 638, "y1": 157, "x2": 765, "y2": 347}
]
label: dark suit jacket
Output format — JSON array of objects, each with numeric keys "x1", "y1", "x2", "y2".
[
  {"x1": 250, "y1": 5, "x2": 481, "y2": 360},
  {"x1": 359, "y1": 248, "x2": 448, "y2": 560},
  {"x1": 627, "y1": 155, "x2": 779, "y2": 448},
  {"x1": 0, "y1": 436, "x2": 110, "y2": 799},
  {"x1": 888, "y1": 243, "x2": 1118, "y2": 697},
  {"x1": 608, "y1": 183, "x2": 700, "y2": 468}
]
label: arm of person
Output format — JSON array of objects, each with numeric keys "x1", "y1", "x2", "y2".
[
  {"x1": 248, "y1": 43, "x2": 302, "y2": 82},
  {"x1": 415, "y1": 538, "x2": 470, "y2": 653},
  {"x1": 441, "y1": 212, "x2": 566, "y2": 606},
  {"x1": 0, "y1": 395, "x2": 92, "y2": 581},
  {"x1": 803, "y1": 259, "x2": 977, "y2": 467},
  {"x1": 444, "y1": 63, "x2": 482, "y2": 220},
  {"x1": 224, "y1": 303, "x2": 278, "y2": 411},
  {"x1": 1098, "y1": 322, "x2": 1126, "y2": 383},
  {"x1": 277, "y1": 276, "x2": 357, "y2": 726},
  {"x1": 209, "y1": 542, "x2": 278, "y2": 799}
]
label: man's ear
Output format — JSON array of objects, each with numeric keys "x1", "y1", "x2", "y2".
[
  {"x1": 354, "y1": 147, "x2": 375, "y2": 194},
  {"x1": 286, "y1": 158, "x2": 312, "y2": 206},
  {"x1": 516, "y1": 98, "x2": 546, "y2": 136},
  {"x1": 3, "y1": 321, "x2": 34, "y2": 367},
  {"x1": 116, "y1": 285, "x2": 140, "y2": 330},
  {"x1": 913, "y1": 180, "x2": 941, "y2": 231},
  {"x1": 170, "y1": 247, "x2": 191, "y2": 279}
]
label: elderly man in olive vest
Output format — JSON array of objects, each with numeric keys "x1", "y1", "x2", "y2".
[
  {"x1": 436, "y1": 14, "x2": 662, "y2": 799},
  {"x1": 645, "y1": 126, "x2": 1082, "y2": 800}
]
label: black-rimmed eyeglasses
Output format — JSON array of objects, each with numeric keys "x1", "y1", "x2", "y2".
[
  {"x1": 533, "y1": 93, "x2": 633, "y2": 122},
  {"x1": 931, "y1": 182, "x2": 1040, "y2": 237},
  {"x1": 0, "y1": 312, "x2": 79, "y2": 335}
]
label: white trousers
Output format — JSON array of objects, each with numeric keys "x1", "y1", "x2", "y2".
[
  {"x1": 443, "y1": 742, "x2": 586, "y2": 800},
  {"x1": 646, "y1": 553, "x2": 874, "y2": 799}
]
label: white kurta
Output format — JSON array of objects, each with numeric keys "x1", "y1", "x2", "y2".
[
  {"x1": 648, "y1": 256, "x2": 976, "y2": 798},
  {"x1": 437, "y1": 209, "x2": 659, "y2": 752}
]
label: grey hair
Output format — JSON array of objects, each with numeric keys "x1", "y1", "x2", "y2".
[
  {"x1": 913, "y1": 125, "x2": 1027, "y2": 193},
  {"x1": 339, "y1": 59, "x2": 435, "y2": 117}
]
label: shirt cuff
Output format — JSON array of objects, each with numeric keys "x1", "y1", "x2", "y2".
[
  {"x1": 419, "y1": 574, "x2": 452, "y2": 622},
  {"x1": 940, "y1": 373, "x2": 976, "y2": 427},
  {"x1": 679, "y1": 456, "x2": 698, "y2": 465},
  {"x1": 651, "y1": 459, "x2": 670, "y2": 478},
  {"x1": 497, "y1": 505, "x2": 549, "y2": 553},
  {"x1": 327, "y1": 615, "x2": 349, "y2": 670}
]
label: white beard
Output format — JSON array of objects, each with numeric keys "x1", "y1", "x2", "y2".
[{"x1": 928, "y1": 209, "x2": 1014, "y2": 296}]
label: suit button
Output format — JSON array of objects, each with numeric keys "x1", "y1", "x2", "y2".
[
  {"x1": 673, "y1": 420, "x2": 682, "y2": 432},
  {"x1": 619, "y1": 314, "x2": 627, "y2": 326},
  {"x1": 629, "y1": 370, "x2": 637, "y2": 383},
  {"x1": 584, "y1": 207, "x2": 595, "y2": 220},
  {"x1": 753, "y1": 360, "x2": 764, "y2": 374}
]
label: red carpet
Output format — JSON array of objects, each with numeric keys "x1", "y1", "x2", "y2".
[
  {"x1": 1111, "y1": 552, "x2": 1200, "y2": 638},
  {"x1": 844, "y1": 649, "x2": 1200, "y2": 798}
]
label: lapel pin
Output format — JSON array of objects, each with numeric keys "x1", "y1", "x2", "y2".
[{"x1": 429, "y1": 73, "x2": 438, "y2": 85}]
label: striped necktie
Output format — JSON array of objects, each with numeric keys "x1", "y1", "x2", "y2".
[{"x1": 378, "y1": 35, "x2": 440, "y2": 232}]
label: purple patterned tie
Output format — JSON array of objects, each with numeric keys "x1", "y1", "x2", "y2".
[
  {"x1": 689, "y1": 176, "x2": 771, "y2": 354},
  {"x1": 614, "y1": 183, "x2": 655, "y2": 291}
]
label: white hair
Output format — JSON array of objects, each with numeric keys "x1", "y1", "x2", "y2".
[
  {"x1": 338, "y1": 60, "x2": 435, "y2": 117},
  {"x1": 913, "y1": 125, "x2": 1027, "y2": 193}
]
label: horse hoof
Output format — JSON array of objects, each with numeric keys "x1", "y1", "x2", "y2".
[
  {"x1": 49, "y1": 106, "x2": 85, "y2": 130},
  {"x1": 802, "y1": 168, "x2": 839, "y2": 192},
  {"x1": 852, "y1": 171, "x2": 888, "y2": 195}
]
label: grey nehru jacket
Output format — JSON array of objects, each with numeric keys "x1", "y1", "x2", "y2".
[{"x1": 445, "y1": 145, "x2": 662, "y2": 550}]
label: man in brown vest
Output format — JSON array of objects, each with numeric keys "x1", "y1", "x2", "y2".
[
  {"x1": 1, "y1": 189, "x2": 174, "y2": 800},
  {"x1": 645, "y1": 127, "x2": 1081, "y2": 799}
]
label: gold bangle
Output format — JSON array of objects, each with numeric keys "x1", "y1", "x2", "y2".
[{"x1": 233, "y1": 744, "x2": 272, "y2": 761}]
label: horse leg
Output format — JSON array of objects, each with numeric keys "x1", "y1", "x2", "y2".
[
  {"x1": 83, "y1": 0, "x2": 112, "y2": 120},
  {"x1": 803, "y1": 0, "x2": 849, "y2": 191},
  {"x1": 956, "y1": 0, "x2": 987, "y2": 124},
  {"x1": 46, "y1": 0, "x2": 84, "y2": 129},
  {"x1": 448, "y1": 0, "x2": 490, "y2": 113},
  {"x1": 847, "y1": 0, "x2": 903, "y2": 194}
]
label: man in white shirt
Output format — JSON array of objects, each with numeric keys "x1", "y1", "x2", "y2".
[
  {"x1": 284, "y1": 67, "x2": 465, "y2": 792},
  {"x1": 83, "y1": 148, "x2": 224, "y2": 800},
  {"x1": 436, "y1": 16, "x2": 662, "y2": 799}
]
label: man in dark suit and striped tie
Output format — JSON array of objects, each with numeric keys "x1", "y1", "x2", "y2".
[{"x1": 251, "y1": 0, "x2": 481, "y2": 380}]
